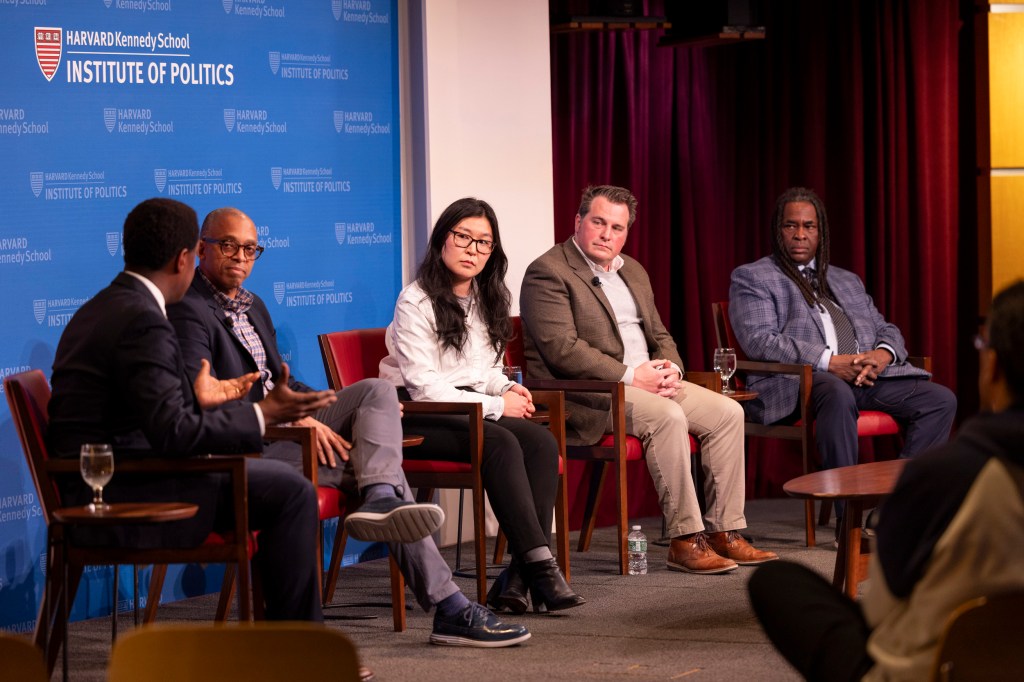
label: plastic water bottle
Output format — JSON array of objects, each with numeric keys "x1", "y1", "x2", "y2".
[{"x1": 627, "y1": 525, "x2": 648, "y2": 575}]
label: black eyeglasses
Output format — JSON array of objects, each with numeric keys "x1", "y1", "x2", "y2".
[
  {"x1": 449, "y1": 230, "x2": 494, "y2": 254},
  {"x1": 203, "y1": 237, "x2": 265, "y2": 261}
]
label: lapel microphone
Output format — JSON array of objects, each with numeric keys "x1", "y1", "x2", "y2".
[
  {"x1": 222, "y1": 316, "x2": 234, "y2": 328},
  {"x1": 591, "y1": 276, "x2": 601, "y2": 287}
]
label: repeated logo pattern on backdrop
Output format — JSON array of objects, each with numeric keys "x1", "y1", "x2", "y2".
[{"x1": 0, "y1": 0, "x2": 400, "y2": 632}]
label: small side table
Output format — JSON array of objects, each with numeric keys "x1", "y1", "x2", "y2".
[
  {"x1": 50, "y1": 502, "x2": 198, "y2": 682},
  {"x1": 783, "y1": 459, "x2": 906, "y2": 598}
]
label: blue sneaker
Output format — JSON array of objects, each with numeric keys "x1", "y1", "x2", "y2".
[
  {"x1": 430, "y1": 603, "x2": 531, "y2": 648},
  {"x1": 344, "y1": 497, "x2": 444, "y2": 543}
]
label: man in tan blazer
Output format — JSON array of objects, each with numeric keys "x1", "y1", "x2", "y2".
[{"x1": 520, "y1": 185, "x2": 776, "y2": 573}]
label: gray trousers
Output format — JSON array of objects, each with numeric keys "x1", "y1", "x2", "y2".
[{"x1": 264, "y1": 378, "x2": 459, "y2": 611}]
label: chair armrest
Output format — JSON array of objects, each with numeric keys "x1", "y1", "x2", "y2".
[
  {"x1": 736, "y1": 359, "x2": 810, "y2": 376},
  {"x1": 684, "y1": 371, "x2": 722, "y2": 392},
  {"x1": 522, "y1": 378, "x2": 621, "y2": 394},
  {"x1": 400, "y1": 401, "x2": 484, "y2": 417},
  {"x1": 265, "y1": 424, "x2": 319, "y2": 485},
  {"x1": 907, "y1": 356, "x2": 932, "y2": 373}
]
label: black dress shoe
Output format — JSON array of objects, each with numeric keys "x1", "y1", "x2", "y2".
[
  {"x1": 486, "y1": 562, "x2": 529, "y2": 614},
  {"x1": 430, "y1": 603, "x2": 531, "y2": 647},
  {"x1": 521, "y1": 558, "x2": 585, "y2": 613}
]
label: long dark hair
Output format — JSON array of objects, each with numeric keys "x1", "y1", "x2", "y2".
[
  {"x1": 770, "y1": 186, "x2": 834, "y2": 307},
  {"x1": 416, "y1": 197, "x2": 512, "y2": 360}
]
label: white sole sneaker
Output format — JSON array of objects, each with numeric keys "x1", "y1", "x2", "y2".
[
  {"x1": 344, "y1": 503, "x2": 444, "y2": 543},
  {"x1": 429, "y1": 631, "x2": 532, "y2": 648}
]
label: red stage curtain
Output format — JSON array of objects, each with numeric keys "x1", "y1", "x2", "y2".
[{"x1": 551, "y1": 0, "x2": 967, "y2": 497}]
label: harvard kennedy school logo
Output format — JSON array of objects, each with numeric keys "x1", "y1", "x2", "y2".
[{"x1": 35, "y1": 27, "x2": 63, "y2": 82}]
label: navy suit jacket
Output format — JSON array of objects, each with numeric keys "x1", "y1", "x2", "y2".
[
  {"x1": 47, "y1": 272, "x2": 264, "y2": 546},
  {"x1": 167, "y1": 272, "x2": 312, "y2": 404},
  {"x1": 729, "y1": 255, "x2": 929, "y2": 425}
]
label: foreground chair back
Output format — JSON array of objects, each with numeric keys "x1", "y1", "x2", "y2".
[
  {"x1": 108, "y1": 622, "x2": 361, "y2": 682},
  {"x1": 4, "y1": 370, "x2": 257, "y2": 676},
  {"x1": 712, "y1": 301, "x2": 929, "y2": 546},
  {"x1": 0, "y1": 632, "x2": 47, "y2": 682},
  {"x1": 931, "y1": 591, "x2": 1024, "y2": 681},
  {"x1": 510, "y1": 316, "x2": 709, "y2": 574}
]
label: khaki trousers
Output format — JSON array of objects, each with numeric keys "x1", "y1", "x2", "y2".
[{"x1": 622, "y1": 382, "x2": 747, "y2": 537}]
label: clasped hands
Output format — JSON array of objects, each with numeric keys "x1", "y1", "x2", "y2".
[
  {"x1": 634, "y1": 359, "x2": 682, "y2": 397},
  {"x1": 193, "y1": 359, "x2": 345, "y2": 466},
  {"x1": 828, "y1": 348, "x2": 893, "y2": 387},
  {"x1": 502, "y1": 383, "x2": 536, "y2": 418}
]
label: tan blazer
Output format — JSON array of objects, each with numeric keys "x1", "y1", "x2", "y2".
[{"x1": 520, "y1": 238, "x2": 684, "y2": 444}]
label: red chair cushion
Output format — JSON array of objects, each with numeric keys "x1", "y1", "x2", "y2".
[
  {"x1": 402, "y1": 460, "x2": 473, "y2": 474},
  {"x1": 856, "y1": 410, "x2": 901, "y2": 436},
  {"x1": 203, "y1": 532, "x2": 258, "y2": 557},
  {"x1": 317, "y1": 486, "x2": 347, "y2": 521},
  {"x1": 591, "y1": 433, "x2": 699, "y2": 460}
]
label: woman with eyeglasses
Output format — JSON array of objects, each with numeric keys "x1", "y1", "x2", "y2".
[{"x1": 380, "y1": 197, "x2": 585, "y2": 615}]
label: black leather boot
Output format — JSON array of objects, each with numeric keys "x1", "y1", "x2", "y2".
[
  {"x1": 500, "y1": 560, "x2": 529, "y2": 614},
  {"x1": 522, "y1": 558, "x2": 585, "y2": 613}
]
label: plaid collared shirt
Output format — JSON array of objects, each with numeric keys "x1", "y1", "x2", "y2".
[{"x1": 198, "y1": 270, "x2": 275, "y2": 396}]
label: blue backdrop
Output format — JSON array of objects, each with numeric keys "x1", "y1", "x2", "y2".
[{"x1": 0, "y1": 0, "x2": 400, "y2": 631}]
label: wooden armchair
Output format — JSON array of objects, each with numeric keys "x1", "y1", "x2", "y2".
[
  {"x1": 318, "y1": 328, "x2": 570, "y2": 601},
  {"x1": 712, "y1": 301, "x2": 930, "y2": 546},
  {"x1": 508, "y1": 316, "x2": 712, "y2": 575},
  {"x1": 4, "y1": 370, "x2": 258, "y2": 677}
]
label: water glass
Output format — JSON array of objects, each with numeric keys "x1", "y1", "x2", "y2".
[
  {"x1": 503, "y1": 365, "x2": 523, "y2": 384},
  {"x1": 80, "y1": 443, "x2": 114, "y2": 512},
  {"x1": 713, "y1": 348, "x2": 738, "y2": 395}
]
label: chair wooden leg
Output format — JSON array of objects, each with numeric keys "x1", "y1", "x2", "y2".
[
  {"x1": 322, "y1": 524, "x2": 347, "y2": 606},
  {"x1": 250, "y1": 565, "x2": 264, "y2": 621},
  {"x1": 577, "y1": 462, "x2": 609, "y2": 552},
  {"x1": 804, "y1": 499, "x2": 817, "y2": 548},
  {"x1": 492, "y1": 531, "x2": 507, "y2": 566},
  {"x1": 613, "y1": 457, "x2": 628, "y2": 576},
  {"x1": 143, "y1": 564, "x2": 167, "y2": 623},
  {"x1": 388, "y1": 554, "x2": 407, "y2": 632},
  {"x1": 473, "y1": 490, "x2": 488, "y2": 604},
  {"x1": 415, "y1": 488, "x2": 435, "y2": 503},
  {"x1": 37, "y1": 555, "x2": 82, "y2": 677},
  {"x1": 215, "y1": 564, "x2": 236, "y2": 622},
  {"x1": 555, "y1": 467, "x2": 571, "y2": 582}
]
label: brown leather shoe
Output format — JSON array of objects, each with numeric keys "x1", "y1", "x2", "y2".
[
  {"x1": 667, "y1": 533, "x2": 737, "y2": 574},
  {"x1": 706, "y1": 531, "x2": 778, "y2": 565}
]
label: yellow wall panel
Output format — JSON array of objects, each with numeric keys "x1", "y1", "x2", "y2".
[
  {"x1": 991, "y1": 176, "x2": 1024, "y2": 295},
  {"x1": 989, "y1": 14, "x2": 1024, "y2": 167}
]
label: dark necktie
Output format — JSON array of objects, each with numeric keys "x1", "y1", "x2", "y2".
[{"x1": 803, "y1": 268, "x2": 858, "y2": 354}]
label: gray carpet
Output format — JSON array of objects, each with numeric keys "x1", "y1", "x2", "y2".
[{"x1": 56, "y1": 498, "x2": 854, "y2": 681}]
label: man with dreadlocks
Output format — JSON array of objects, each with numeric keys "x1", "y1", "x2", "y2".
[{"x1": 729, "y1": 187, "x2": 956, "y2": 492}]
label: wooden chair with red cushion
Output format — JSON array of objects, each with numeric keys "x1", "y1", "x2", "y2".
[
  {"x1": 4, "y1": 369, "x2": 259, "y2": 676},
  {"x1": 712, "y1": 301, "x2": 931, "y2": 546},
  {"x1": 507, "y1": 316, "x2": 712, "y2": 576},
  {"x1": 318, "y1": 328, "x2": 570, "y2": 601}
]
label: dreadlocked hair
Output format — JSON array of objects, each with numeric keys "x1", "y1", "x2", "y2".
[
  {"x1": 415, "y1": 197, "x2": 512, "y2": 363},
  {"x1": 770, "y1": 186, "x2": 834, "y2": 308}
]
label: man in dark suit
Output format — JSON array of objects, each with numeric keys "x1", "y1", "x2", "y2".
[
  {"x1": 729, "y1": 187, "x2": 956, "y2": 480},
  {"x1": 521, "y1": 185, "x2": 777, "y2": 574},
  {"x1": 47, "y1": 197, "x2": 338, "y2": 621},
  {"x1": 167, "y1": 207, "x2": 529, "y2": 648}
]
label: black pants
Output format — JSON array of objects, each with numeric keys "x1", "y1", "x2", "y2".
[
  {"x1": 748, "y1": 561, "x2": 874, "y2": 682},
  {"x1": 402, "y1": 410, "x2": 559, "y2": 557}
]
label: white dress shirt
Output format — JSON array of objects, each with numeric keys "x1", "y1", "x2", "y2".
[{"x1": 379, "y1": 281, "x2": 514, "y2": 420}]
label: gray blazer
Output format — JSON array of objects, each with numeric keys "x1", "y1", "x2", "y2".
[
  {"x1": 729, "y1": 255, "x2": 929, "y2": 425},
  {"x1": 520, "y1": 238, "x2": 684, "y2": 445}
]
